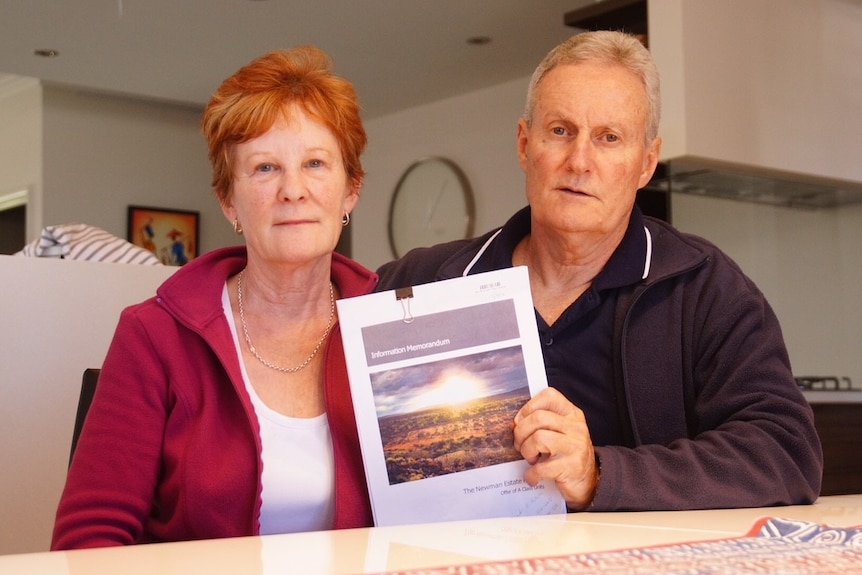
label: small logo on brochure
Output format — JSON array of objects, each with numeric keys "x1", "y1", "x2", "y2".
[{"x1": 478, "y1": 280, "x2": 503, "y2": 291}]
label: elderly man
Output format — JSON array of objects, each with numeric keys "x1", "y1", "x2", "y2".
[{"x1": 376, "y1": 31, "x2": 822, "y2": 512}]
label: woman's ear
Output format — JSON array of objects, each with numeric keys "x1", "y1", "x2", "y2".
[
  {"x1": 344, "y1": 179, "x2": 362, "y2": 213},
  {"x1": 219, "y1": 193, "x2": 236, "y2": 225}
]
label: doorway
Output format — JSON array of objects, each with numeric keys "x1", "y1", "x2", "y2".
[{"x1": 0, "y1": 189, "x2": 28, "y2": 254}]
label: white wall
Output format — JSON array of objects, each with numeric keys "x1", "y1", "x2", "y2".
[
  {"x1": 41, "y1": 87, "x2": 239, "y2": 254},
  {"x1": 0, "y1": 82, "x2": 242, "y2": 254},
  {"x1": 651, "y1": 0, "x2": 862, "y2": 182},
  {"x1": 0, "y1": 78, "x2": 42, "y2": 238},
  {"x1": 356, "y1": 76, "x2": 529, "y2": 270}
]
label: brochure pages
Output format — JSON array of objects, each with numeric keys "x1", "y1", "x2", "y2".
[{"x1": 337, "y1": 266, "x2": 566, "y2": 526}]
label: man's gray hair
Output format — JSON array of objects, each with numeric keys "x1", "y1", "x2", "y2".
[{"x1": 523, "y1": 30, "x2": 661, "y2": 144}]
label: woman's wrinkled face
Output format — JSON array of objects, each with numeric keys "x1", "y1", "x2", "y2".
[{"x1": 221, "y1": 103, "x2": 359, "y2": 268}]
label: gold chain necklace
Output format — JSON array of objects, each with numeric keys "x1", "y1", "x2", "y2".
[{"x1": 236, "y1": 270, "x2": 335, "y2": 373}]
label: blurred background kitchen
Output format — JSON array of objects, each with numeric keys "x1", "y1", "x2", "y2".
[{"x1": 1, "y1": 0, "x2": 860, "y2": 555}]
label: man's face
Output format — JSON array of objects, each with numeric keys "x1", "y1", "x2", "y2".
[{"x1": 517, "y1": 62, "x2": 660, "y2": 245}]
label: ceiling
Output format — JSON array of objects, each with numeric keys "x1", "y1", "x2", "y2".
[{"x1": 0, "y1": 0, "x2": 589, "y2": 118}]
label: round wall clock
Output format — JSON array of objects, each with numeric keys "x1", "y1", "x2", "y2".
[{"x1": 387, "y1": 157, "x2": 475, "y2": 258}]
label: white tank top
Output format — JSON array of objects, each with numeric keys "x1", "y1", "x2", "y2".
[{"x1": 222, "y1": 285, "x2": 335, "y2": 534}]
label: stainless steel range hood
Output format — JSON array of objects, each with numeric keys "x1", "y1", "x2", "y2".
[
  {"x1": 567, "y1": 0, "x2": 862, "y2": 211},
  {"x1": 655, "y1": 157, "x2": 862, "y2": 210}
]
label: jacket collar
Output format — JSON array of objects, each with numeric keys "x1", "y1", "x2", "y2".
[
  {"x1": 436, "y1": 205, "x2": 707, "y2": 286},
  {"x1": 156, "y1": 246, "x2": 378, "y2": 332}
]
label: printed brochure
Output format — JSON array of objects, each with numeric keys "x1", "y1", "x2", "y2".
[{"x1": 336, "y1": 266, "x2": 566, "y2": 526}]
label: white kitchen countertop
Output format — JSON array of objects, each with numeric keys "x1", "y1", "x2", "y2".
[{"x1": 802, "y1": 390, "x2": 862, "y2": 403}]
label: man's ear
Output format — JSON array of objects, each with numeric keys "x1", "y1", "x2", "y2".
[
  {"x1": 516, "y1": 118, "x2": 531, "y2": 172},
  {"x1": 638, "y1": 137, "x2": 662, "y2": 189}
]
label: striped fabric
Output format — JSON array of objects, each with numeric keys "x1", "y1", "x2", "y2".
[{"x1": 16, "y1": 223, "x2": 163, "y2": 265}]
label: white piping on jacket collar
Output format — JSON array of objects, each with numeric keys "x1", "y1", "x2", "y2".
[
  {"x1": 462, "y1": 226, "x2": 653, "y2": 280},
  {"x1": 462, "y1": 229, "x2": 502, "y2": 276},
  {"x1": 642, "y1": 226, "x2": 652, "y2": 279}
]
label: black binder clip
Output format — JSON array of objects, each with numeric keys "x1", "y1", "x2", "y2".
[{"x1": 395, "y1": 287, "x2": 415, "y2": 324}]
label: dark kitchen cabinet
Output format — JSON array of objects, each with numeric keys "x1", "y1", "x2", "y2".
[{"x1": 810, "y1": 402, "x2": 862, "y2": 496}]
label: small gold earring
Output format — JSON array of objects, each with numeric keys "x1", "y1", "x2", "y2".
[
  {"x1": 233, "y1": 219, "x2": 243, "y2": 235},
  {"x1": 342, "y1": 212, "x2": 350, "y2": 227}
]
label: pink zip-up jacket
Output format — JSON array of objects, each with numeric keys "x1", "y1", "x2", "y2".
[{"x1": 52, "y1": 246, "x2": 377, "y2": 549}]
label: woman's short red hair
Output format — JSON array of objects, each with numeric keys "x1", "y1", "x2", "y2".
[{"x1": 201, "y1": 46, "x2": 367, "y2": 202}]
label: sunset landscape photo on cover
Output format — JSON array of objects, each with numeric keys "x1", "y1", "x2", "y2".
[{"x1": 370, "y1": 345, "x2": 530, "y2": 485}]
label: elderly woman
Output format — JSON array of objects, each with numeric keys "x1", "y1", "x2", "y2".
[{"x1": 52, "y1": 46, "x2": 376, "y2": 549}]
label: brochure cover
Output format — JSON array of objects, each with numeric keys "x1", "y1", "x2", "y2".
[{"x1": 336, "y1": 266, "x2": 566, "y2": 526}]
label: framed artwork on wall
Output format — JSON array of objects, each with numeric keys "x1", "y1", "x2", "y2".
[{"x1": 127, "y1": 205, "x2": 199, "y2": 266}]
